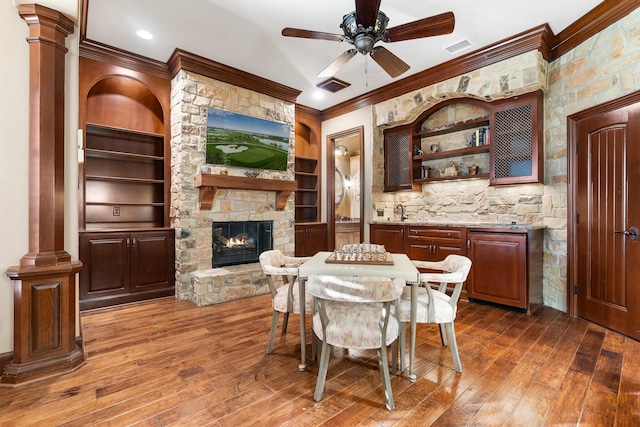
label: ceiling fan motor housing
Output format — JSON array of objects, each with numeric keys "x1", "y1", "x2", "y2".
[{"x1": 341, "y1": 10, "x2": 389, "y2": 54}]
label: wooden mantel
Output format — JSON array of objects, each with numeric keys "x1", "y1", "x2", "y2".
[{"x1": 194, "y1": 173, "x2": 297, "y2": 210}]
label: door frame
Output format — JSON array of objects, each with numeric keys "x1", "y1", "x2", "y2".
[
  {"x1": 326, "y1": 126, "x2": 364, "y2": 250},
  {"x1": 567, "y1": 89, "x2": 640, "y2": 316}
]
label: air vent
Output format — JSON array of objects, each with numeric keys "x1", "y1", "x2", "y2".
[
  {"x1": 316, "y1": 77, "x2": 351, "y2": 93},
  {"x1": 444, "y1": 39, "x2": 472, "y2": 55}
]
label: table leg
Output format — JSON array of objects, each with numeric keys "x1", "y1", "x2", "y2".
[
  {"x1": 299, "y1": 277, "x2": 307, "y2": 371},
  {"x1": 409, "y1": 282, "x2": 417, "y2": 382}
]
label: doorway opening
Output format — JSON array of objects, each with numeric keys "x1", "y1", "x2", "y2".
[{"x1": 327, "y1": 126, "x2": 364, "y2": 250}]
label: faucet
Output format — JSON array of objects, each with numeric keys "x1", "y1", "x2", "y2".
[{"x1": 396, "y1": 204, "x2": 408, "y2": 222}]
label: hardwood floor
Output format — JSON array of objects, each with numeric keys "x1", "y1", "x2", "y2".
[{"x1": 1, "y1": 294, "x2": 639, "y2": 426}]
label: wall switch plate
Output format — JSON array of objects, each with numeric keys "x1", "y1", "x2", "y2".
[
  {"x1": 113, "y1": 207, "x2": 120, "y2": 216},
  {"x1": 377, "y1": 209, "x2": 384, "y2": 217}
]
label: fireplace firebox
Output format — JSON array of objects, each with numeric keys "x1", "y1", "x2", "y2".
[{"x1": 212, "y1": 221, "x2": 273, "y2": 267}]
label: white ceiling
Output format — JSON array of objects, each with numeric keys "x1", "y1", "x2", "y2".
[{"x1": 85, "y1": 0, "x2": 603, "y2": 111}]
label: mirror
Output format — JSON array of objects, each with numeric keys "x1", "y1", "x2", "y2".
[{"x1": 335, "y1": 168, "x2": 345, "y2": 205}]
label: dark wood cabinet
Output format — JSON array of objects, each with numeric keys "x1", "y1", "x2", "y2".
[
  {"x1": 406, "y1": 226, "x2": 466, "y2": 261},
  {"x1": 78, "y1": 56, "x2": 174, "y2": 309},
  {"x1": 79, "y1": 229, "x2": 175, "y2": 310},
  {"x1": 490, "y1": 91, "x2": 544, "y2": 185},
  {"x1": 295, "y1": 223, "x2": 327, "y2": 257},
  {"x1": 369, "y1": 223, "x2": 405, "y2": 253},
  {"x1": 382, "y1": 92, "x2": 543, "y2": 191},
  {"x1": 383, "y1": 125, "x2": 414, "y2": 192},
  {"x1": 466, "y1": 228, "x2": 543, "y2": 314}
]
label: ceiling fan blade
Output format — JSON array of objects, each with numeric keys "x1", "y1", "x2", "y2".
[
  {"x1": 385, "y1": 12, "x2": 455, "y2": 42},
  {"x1": 282, "y1": 28, "x2": 343, "y2": 42},
  {"x1": 317, "y1": 49, "x2": 358, "y2": 78},
  {"x1": 355, "y1": 0, "x2": 382, "y2": 29},
  {"x1": 370, "y1": 46, "x2": 410, "y2": 78}
]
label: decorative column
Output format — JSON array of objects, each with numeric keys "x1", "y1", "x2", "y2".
[{"x1": 2, "y1": 4, "x2": 84, "y2": 386}]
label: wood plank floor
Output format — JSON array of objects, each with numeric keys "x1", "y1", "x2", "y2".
[{"x1": 1, "y1": 294, "x2": 639, "y2": 426}]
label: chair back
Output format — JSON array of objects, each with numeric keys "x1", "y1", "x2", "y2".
[
  {"x1": 307, "y1": 275, "x2": 404, "y2": 304},
  {"x1": 259, "y1": 250, "x2": 297, "y2": 299},
  {"x1": 418, "y1": 254, "x2": 472, "y2": 321}
]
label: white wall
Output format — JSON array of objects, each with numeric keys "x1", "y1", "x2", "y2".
[
  {"x1": 322, "y1": 107, "x2": 374, "y2": 242},
  {"x1": 0, "y1": 0, "x2": 80, "y2": 354}
]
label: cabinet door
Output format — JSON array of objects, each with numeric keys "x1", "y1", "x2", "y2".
[
  {"x1": 130, "y1": 230, "x2": 175, "y2": 293},
  {"x1": 467, "y1": 232, "x2": 527, "y2": 309},
  {"x1": 370, "y1": 224, "x2": 405, "y2": 253},
  {"x1": 79, "y1": 232, "x2": 130, "y2": 299},
  {"x1": 383, "y1": 126, "x2": 413, "y2": 192},
  {"x1": 305, "y1": 225, "x2": 327, "y2": 255},
  {"x1": 490, "y1": 91, "x2": 543, "y2": 185},
  {"x1": 295, "y1": 223, "x2": 327, "y2": 256},
  {"x1": 294, "y1": 227, "x2": 307, "y2": 257}
]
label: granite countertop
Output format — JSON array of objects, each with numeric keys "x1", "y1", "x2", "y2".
[{"x1": 369, "y1": 220, "x2": 546, "y2": 230}]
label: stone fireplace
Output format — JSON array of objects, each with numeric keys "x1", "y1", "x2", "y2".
[{"x1": 169, "y1": 68, "x2": 297, "y2": 306}]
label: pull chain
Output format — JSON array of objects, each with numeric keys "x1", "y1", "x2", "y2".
[{"x1": 365, "y1": 55, "x2": 369, "y2": 87}]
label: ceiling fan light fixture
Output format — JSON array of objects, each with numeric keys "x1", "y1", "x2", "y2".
[
  {"x1": 354, "y1": 34, "x2": 375, "y2": 54},
  {"x1": 341, "y1": 10, "x2": 389, "y2": 54}
]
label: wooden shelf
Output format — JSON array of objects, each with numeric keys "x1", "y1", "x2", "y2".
[
  {"x1": 414, "y1": 144, "x2": 490, "y2": 162},
  {"x1": 414, "y1": 117, "x2": 489, "y2": 138},
  {"x1": 194, "y1": 173, "x2": 297, "y2": 210},
  {"x1": 85, "y1": 148, "x2": 163, "y2": 161},
  {"x1": 86, "y1": 175, "x2": 164, "y2": 184},
  {"x1": 414, "y1": 173, "x2": 490, "y2": 183}
]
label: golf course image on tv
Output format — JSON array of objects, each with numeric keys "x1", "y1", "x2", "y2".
[{"x1": 206, "y1": 108, "x2": 290, "y2": 171}]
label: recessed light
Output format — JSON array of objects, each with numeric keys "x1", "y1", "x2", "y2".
[
  {"x1": 136, "y1": 30, "x2": 153, "y2": 40},
  {"x1": 312, "y1": 90, "x2": 325, "y2": 99}
]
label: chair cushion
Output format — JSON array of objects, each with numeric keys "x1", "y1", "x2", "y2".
[
  {"x1": 395, "y1": 286, "x2": 456, "y2": 324},
  {"x1": 273, "y1": 282, "x2": 313, "y2": 314},
  {"x1": 312, "y1": 301, "x2": 399, "y2": 349}
]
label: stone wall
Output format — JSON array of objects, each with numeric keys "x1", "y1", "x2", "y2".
[{"x1": 170, "y1": 70, "x2": 296, "y2": 305}]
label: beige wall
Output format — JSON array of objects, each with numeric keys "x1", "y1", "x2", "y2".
[{"x1": 0, "y1": 0, "x2": 80, "y2": 354}]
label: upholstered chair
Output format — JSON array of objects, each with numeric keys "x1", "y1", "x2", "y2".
[
  {"x1": 258, "y1": 250, "x2": 312, "y2": 354},
  {"x1": 396, "y1": 255, "x2": 472, "y2": 380},
  {"x1": 307, "y1": 274, "x2": 405, "y2": 410}
]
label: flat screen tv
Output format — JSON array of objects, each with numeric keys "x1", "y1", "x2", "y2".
[{"x1": 206, "y1": 108, "x2": 290, "y2": 171}]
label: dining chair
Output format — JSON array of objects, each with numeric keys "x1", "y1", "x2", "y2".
[
  {"x1": 396, "y1": 254, "x2": 472, "y2": 378},
  {"x1": 307, "y1": 274, "x2": 405, "y2": 410},
  {"x1": 258, "y1": 249, "x2": 312, "y2": 354}
]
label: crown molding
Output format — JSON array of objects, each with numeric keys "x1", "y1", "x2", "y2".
[
  {"x1": 79, "y1": 40, "x2": 171, "y2": 80},
  {"x1": 168, "y1": 49, "x2": 301, "y2": 104},
  {"x1": 321, "y1": 24, "x2": 553, "y2": 120},
  {"x1": 551, "y1": 0, "x2": 640, "y2": 60},
  {"x1": 295, "y1": 104, "x2": 323, "y2": 123}
]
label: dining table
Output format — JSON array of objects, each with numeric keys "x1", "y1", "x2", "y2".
[{"x1": 297, "y1": 250, "x2": 420, "y2": 377}]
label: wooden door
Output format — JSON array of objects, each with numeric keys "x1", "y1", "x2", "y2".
[{"x1": 575, "y1": 101, "x2": 640, "y2": 339}]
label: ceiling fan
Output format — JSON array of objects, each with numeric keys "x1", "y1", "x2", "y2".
[{"x1": 282, "y1": 0, "x2": 455, "y2": 79}]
